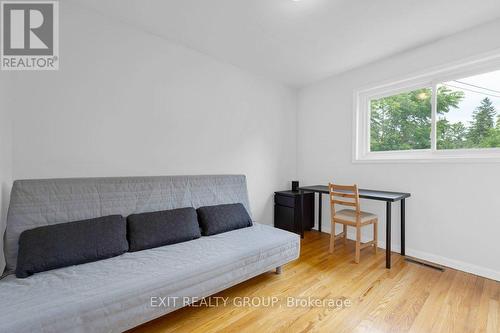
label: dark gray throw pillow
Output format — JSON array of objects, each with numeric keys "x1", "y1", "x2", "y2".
[
  {"x1": 127, "y1": 207, "x2": 201, "y2": 252},
  {"x1": 197, "y1": 203, "x2": 252, "y2": 236},
  {"x1": 16, "y1": 215, "x2": 128, "y2": 278}
]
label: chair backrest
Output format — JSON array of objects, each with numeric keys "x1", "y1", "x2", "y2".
[{"x1": 329, "y1": 182, "x2": 361, "y2": 222}]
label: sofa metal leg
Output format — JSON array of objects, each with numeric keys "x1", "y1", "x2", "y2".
[{"x1": 276, "y1": 266, "x2": 283, "y2": 275}]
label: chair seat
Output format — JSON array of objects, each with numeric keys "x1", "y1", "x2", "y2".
[{"x1": 334, "y1": 209, "x2": 377, "y2": 224}]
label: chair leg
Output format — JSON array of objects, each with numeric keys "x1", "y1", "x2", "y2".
[
  {"x1": 355, "y1": 226, "x2": 361, "y2": 264},
  {"x1": 343, "y1": 224, "x2": 347, "y2": 245},
  {"x1": 329, "y1": 221, "x2": 335, "y2": 253},
  {"x1": 373, "y1": 221, "x2": 378, "y2": 254}
]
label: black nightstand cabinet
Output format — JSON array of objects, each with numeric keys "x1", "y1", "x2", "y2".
[{"x1": 274, "y1": 191, "x2": 314, "y2": 237}]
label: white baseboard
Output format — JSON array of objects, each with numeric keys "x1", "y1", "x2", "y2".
[
  {"x1": 314, "y1": 228, "x2": 500, "y2": 282},
  {"x1": 404, "y1": 248, "x2": 500, "y2": 282}
]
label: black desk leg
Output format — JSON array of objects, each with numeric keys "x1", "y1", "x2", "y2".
[
  {"x1": 386, "y1": 201, "x2": 392, "y2": 269},
  {"x1": 401, "y1": 199, "x2": 405, "y2": 256},
  {"x1": 318, "y1": 193, "x2": 322, "y2": 233}
]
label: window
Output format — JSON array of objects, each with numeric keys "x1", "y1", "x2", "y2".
[
  {"x1": 437, "y1": 71, "x2": 500, "y2": 150},
  {"x1": 370, "y1": 87, "x2": 432, "y2": 152},
  {"x1": 354, "y1": 55, "x2": 500, "y2": 162}
]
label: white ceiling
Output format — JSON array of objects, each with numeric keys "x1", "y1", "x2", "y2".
[{"x1": 71, "y1": 0, "x2": 500, "y2": 86}]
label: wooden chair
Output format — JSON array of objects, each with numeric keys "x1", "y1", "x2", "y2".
[{"x1": 329, "y1": 182, "x2": 378, "y2": 263}]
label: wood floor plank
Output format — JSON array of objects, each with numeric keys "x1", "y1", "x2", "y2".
[
  {"x1": 129, "y1": 231, "x2": 500, "y2": 333},
  {"x1": 408, "y1": 269, "x2": 458, "y2": 333}
]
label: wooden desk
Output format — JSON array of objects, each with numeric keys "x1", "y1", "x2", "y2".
[{"x1": 298, "y1": 185, "x2": 411, "y2": 269}]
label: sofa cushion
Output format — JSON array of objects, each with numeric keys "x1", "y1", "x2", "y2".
[
  {"x1": 197, "y1": 203, "x2": 252, "y2": 236},
  {"x1": 5, "y1": 175, "x2": 252, "y2": 272},
  {"x1": 15, "y1": 215, "x2": 128, "y2": 278},
  {"x1": 127, "y1": 207, "x2": 201, "y2": 252}
]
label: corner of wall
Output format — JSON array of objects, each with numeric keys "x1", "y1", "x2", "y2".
[
  {"x1": 292, "y1": 86, "x2": 300, "y2": 181},
  {"x1": 0, "y1": 72, "x2": 13, "y2": 274}
]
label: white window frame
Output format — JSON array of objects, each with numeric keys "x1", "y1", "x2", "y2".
[{"x1": 353, "y1": 50, "x2": 500, "y2": 163}]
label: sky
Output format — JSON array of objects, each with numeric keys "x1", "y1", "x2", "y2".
[{"x1": 440, "y1": 69, "x2": 500, "y2": 126}]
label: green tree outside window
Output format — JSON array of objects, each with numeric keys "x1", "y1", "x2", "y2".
[{"x1": 370, "y1": 86, "x2": 500, "y2": 151}]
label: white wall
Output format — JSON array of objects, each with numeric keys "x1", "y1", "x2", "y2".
[
  {"x1": 297, "y1": 19, "x2": 500, "y2": 280},
  {"x1": 8, "y1": 4, "x2": 297, "y2": 224},
  {"x1": 0, "y1": 72, "x2": 13, "y2": 274},
  {"x1": 7, "y1": 2, "x2": 499, "y2": 282}
]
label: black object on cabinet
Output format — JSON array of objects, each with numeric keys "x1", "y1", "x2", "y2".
[{"x1": 274, "y1": 190, "x2": 314, "y2": 238}]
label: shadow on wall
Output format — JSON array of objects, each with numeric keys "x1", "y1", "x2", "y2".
[
  {"x1": 0, "y1": 181, "x2": 11, "y2": 273},
  {"x1": 0, "y1": 181, "x2": 10, "y2": 219}
]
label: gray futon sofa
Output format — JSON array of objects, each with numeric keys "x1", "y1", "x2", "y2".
[{"x1": 0, "y1": 175, "x2": 300, "y2": 332}]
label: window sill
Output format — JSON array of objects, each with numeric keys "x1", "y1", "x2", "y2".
[{"x1": 353, "y1": 148, "x2": 500, "y2": 164}]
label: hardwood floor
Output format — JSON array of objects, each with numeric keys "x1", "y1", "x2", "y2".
[{"x1": 130, "y1": 231, "x2": 500, "y2": 333}]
